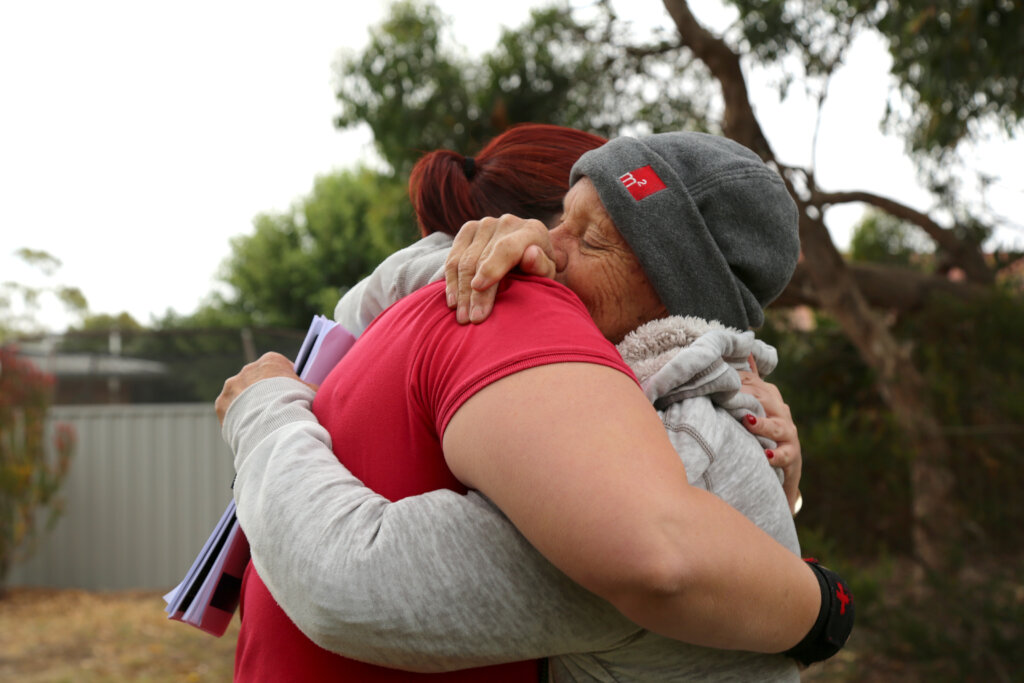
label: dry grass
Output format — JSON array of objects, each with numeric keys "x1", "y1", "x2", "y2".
[
  {"x1": 0, "y1": 587, "x2": 888, "y2": 682},
  {"x1": 0, "y1": 588, "x2": 238, "y2": 682}
]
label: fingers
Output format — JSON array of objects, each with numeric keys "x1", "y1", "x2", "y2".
[
  {"x1": 744, "y1": 413, "x2": 795, "y2": 444},
  {"x1": 739, "y1": 374, "x2": 802, "y2": 511},
  {"x1": 739, "y1": 372, "x2": 786, "y2": 416},
  {"x1": 781, "y1": 465, "x2": 802, "y2": 515},
  {"x1": 472, "y1": 219, "x2": 555, "y2": 288},
  {"x1": 745, "y1": 353, "x2": 761, "y2": 378},
  {"x1": 444, "y1": 215, "x2": 554, "y2": 324},
  {"x1": 762, "y1": 437, "x2": 800, "y2": 473},
  {"x1": 444, "y1": 220, "x2": 495, "y2": 323},
  {"x1": 215, "y1": 389, "x2": 232, "y2": 425},
  {"x1": 743, "y1": 413, "x2": 800, "y2": 464},
  {"x1": 745, "y1": 411, "x2": 803, "y2": 513},
  {"x1": 519, "y1": 244, "x2": 557, "y2": 279},
  {"x1": 468, "y1": 283, "x2": 500, "y2": 323},
  {"x1": 215, "y1": 352, "x2": 300, "y2": 424},
  {"x1": 466, "y1": 241, "x2": 557, "y2": 323}
]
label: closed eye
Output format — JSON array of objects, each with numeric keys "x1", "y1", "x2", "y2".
[{"x1": 580, "y1": 230, "x2": 610, "y2": 252}]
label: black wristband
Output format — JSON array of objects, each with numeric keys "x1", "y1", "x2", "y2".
[{"x1": 783, "y1": 559, "x2": 855, "y2": 666}]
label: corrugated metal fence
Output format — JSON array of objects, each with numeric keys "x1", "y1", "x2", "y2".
[{"x1": 8, "y1": 404, "x2": 235, "y2": 591}]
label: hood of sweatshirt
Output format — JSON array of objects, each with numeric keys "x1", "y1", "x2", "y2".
[{"x1": 616, "y1": 316, "x2": 777, "y2": 448}]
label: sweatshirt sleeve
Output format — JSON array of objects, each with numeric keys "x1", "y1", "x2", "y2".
[
  {"x1": 223, "y1": 377, "x2": 640, "y2": 672},
  {"x1": 333, "y1": 232, "x2": 453, "y2": 336}
]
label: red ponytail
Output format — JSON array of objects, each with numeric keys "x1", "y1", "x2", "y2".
[{"x1": 409, "y1": 124, "x2": 608, "y2": 236}]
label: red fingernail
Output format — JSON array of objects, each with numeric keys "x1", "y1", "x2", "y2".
[
  {"x1": 745, "y1": 414, "x2": 757, "y2": 426},
  {"x1": 765, "y1": 449, "x2": 775, "y2": 460}
]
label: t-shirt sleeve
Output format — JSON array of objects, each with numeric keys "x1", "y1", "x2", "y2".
[{"x1": 414, "y1": 275, "x2": 637, "y2": 437}]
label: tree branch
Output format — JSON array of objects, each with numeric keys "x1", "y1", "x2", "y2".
[
  {"x1": 813, "y1": 189, "x2": 996, "y2": 284},
  {"x1": 660, "y1": 0, "x2": 963, "y2": 571},
  {"x1": 660, "y1": 0, "x2": 773, "y2": 160},
  {"x1": 623, "y1": 41, "x2": 684, "y2": 59},
  {"x1": 775, "y1": 261, "x2": 985, "y2": 313}
]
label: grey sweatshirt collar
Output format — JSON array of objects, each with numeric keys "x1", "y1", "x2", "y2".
[{"x1": 616, "y1": 316, "x2": 777, "y2": 439}]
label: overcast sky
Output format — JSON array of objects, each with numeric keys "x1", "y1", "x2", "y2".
[{"x1": 2, "y1": 0, "x2": 1020, "y2": 333}]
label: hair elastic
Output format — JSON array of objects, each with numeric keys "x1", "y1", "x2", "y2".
[{"x1": 463, "y1": 156, "x2": 476, "y2": 180}]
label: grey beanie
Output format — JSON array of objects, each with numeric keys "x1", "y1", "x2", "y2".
[{"x1": 569, "y1": 131, "x2": 799, "y2": 329}]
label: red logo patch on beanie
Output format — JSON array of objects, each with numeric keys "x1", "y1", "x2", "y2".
[{"x1": 619, "y1": 165, "x2": 666, "y2": 201}]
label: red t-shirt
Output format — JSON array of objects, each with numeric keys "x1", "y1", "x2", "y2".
[{"x1": 235, "y1": 275, "x2": 634, "y2": 682}]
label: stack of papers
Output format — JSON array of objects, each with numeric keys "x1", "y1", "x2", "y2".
[
  {"x1": 164, "y1": 315, "x2": 356, "y2": 636},
  {"x1": 293, "y1": 314, "x2": 357, "y2": 385},
  {"x1": 163, "y1": 500, "x2": 248, "y2": 636}
]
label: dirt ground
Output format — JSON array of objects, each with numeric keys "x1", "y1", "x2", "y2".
[
  {"x1": 0, "y1": 588, "x2": 238, "y2": 682},
  {"x1": 0, "y1": 587, "x2": 879, "y2": 682}
]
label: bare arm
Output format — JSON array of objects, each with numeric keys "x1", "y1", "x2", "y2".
[{"x1": 443, "y1": 361, "x2": 820, "y2": 652}]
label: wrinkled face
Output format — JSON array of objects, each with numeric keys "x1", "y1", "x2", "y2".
[{"x1": 549, "y1": 178, "x2": 667, "y2": 343}]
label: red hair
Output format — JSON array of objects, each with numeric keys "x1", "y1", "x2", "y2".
[{"x1": 408, "y1": 124, "x2": 608, "y2": 237}]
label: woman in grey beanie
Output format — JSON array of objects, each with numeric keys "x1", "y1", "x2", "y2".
[
  {"x1": 455, "y1": 131, "x2": 800, "y2": 332},
  {"x1": 434, "y1": 131, "x2": 849, "y2": 679},
  {"x1": 566, "y1": 131, "x2": 800, "y2": 331}
]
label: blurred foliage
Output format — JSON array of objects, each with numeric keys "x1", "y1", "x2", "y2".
[
  {"x1": 0, "y1": 347, "x2": 74, "y2": 592},
  {"x1": 334, "y1": 1, "x2": 482, "y2": 175},
  {"x1": 873, "y1": 554, "x2": 1024, "y2": 680},
  {"x1": 767, "y1": 288, "x2": 1024, "y2": 554},
  {"x1": 0, "y1": 249, "x2": 88, "y2": 343},
  {"x1": 725, "y1": 0, "x2": 1020, "y2": 256},
  {"x1": 762, "y1": 198, "x2": 1022, "y2": 677},
  {"x1": 902, "y1": 287, "x2": 1024, "y2": 546},
  {"x1": 763, "y1": 283, "x2": 1024, "y2": 678},
  {"x1": 333, "y1": 0, "x2": 713, "y2": 174},
  {"x1": 761, "y1": 315, "x2": 913, "y2": 558},
  {"x1": 848, "y1": 211, "x2": 935, "y2": 271},
  {"x1": 725, "y1": 0, "x2": 1024, "y2": 156},
  {"x1": 212, "y1": 167, "x2": 417, "y2": 331},
  {"x1": 879, "y1": 0, "x2": 1024, "y2": 156},
  {"x1": 77, "y1": 312, "x2": 144, "y2": 332}
]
